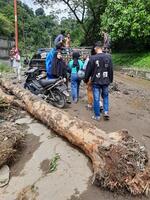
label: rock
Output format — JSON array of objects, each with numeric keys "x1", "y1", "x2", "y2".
[
  {"x1": 0, "y1": 165, "x2": 10, "y2": 187},
  {"x1": 123, "y1": 90, "x2": 130, "y2": 95}
]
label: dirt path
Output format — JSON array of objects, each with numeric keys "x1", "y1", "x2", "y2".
[
  {"x1": 0, "y1": 72, "x2": 150, "y2": 200},
  {"x1": 66, "y1": 72, "x2": 150, "y2": 144},
  {"x1": 65, "y1": 72, "x2": 150, "y2": 200}
]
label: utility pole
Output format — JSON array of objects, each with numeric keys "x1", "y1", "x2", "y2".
[
  {"x1": 22, "y1": 16, "x2": 26, "y2": 54},
  {"x1": 14, "y1": 0, "x2": 18, "y2": 51},
  {"x1": 49, "y1": 36, "x2": 52, "y2": 48}
]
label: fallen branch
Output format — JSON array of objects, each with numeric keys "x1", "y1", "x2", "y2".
[{"x1": 0, "y1": 78, "x2": 150, "y2": 195}]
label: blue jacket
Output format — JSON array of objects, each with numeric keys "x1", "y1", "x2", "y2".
[{"x1": 46, "y1": 48, "x2": 56, "y2": 79}]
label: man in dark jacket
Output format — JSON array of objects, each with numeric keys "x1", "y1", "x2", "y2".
[{"x1": 84, "y1": 41, "x2": 113, "y2": 121}]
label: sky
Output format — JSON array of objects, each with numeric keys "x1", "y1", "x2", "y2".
[{"x1": 21, "y1": 0, "x2": 68, "y2": 19}]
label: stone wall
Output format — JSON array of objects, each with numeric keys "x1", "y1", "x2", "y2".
[
  {"x1": 122, "y1": 68, "x2": 150, "y2": 81},
  {"x1": 0, "y1": 37, "x2": 15, "y2": 59}
]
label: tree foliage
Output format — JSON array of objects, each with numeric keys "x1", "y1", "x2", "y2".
[
  {"x1": 0, "y1": 0, "x2": 149, "y2": 51},
  {"x1": 34, "y1": 0, "x2": 107, "y2": 44},
  {"x1": 35, "y1": 7, "x2": 45, "y2": 16},
  {"x1": 101, "y1": 0, "x2": 150, "y2": 49},
  {"x1": 34, "y1": 0, "x2": 150, "y2": 50},
  {"x1": 60, "y1": 17, "x2": 84, "y2": 46},
  {"x1": 0, "y1": 0, "x2": 59, "y2": 52},
  {"x1": 0, "y1": 13, "x2": 13, "y2": 36}
]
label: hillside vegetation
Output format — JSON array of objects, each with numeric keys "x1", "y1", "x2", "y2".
[{"x1": 112, "y1": 53, "x2": 150, "y2": 70}]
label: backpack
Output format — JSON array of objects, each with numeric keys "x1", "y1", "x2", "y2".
[
  {"x1": 77, "y1": 69, "x2": 85, "y2": 80},
  {"x1": 92, "y1": 56, "x2": 110, "y2": 85}
]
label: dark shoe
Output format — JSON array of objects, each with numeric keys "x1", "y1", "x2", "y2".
[
  {"x1": 100, "y1": 106, "x2": 103, "y2": 112},
  {"x1": 67, "y1": 100, "x2": 71, "y2": 104},
  {"x1": 103, "y1": 112, "x2": 110, "y2": 120}
]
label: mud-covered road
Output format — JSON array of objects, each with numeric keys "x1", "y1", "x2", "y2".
[
  {"x1": 66, "y1": 72, "x2": 150, "y2": 200},
  {"x1": 0, "y1": 72, "x2": 150, "y2": 200}
]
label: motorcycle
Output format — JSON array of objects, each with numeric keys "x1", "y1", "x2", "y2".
[{"x1": 24, "y1": 67, "x2": 69, "y2": 108}]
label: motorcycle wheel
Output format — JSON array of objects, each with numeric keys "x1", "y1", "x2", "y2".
[{"x1": 50, "y1": 89, "x2": 66, "y2": 108}]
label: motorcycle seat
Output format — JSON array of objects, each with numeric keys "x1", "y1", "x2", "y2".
[{"x1": 40, "y1": 79, "x2": 58, "y2": 87}]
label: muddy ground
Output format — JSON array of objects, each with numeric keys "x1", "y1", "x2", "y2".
[
  {"x1": 0, "y1": 72, "x2": 150, "y2": 200},
  {"x1": 66, "y1": 72, "x2": 150, "y2": 200}
]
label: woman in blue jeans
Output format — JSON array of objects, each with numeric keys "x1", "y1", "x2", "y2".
[{"x1": 68, "y1": 52, "x2": 83, "y2": 103}]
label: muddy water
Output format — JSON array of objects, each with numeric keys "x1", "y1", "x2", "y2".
[{"x1": 0, "y1": 116, "x2": 92, "y2": 200}]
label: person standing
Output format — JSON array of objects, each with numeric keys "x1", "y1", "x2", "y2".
[
  {"x1": 54, "y1": 30, "x2": 65, "y2": 46},
  {"x1": 46, "y1": 44, "x2": 62, "y2": 79},
  {"x1": 9, "y1": 46, "x2": 16, "y2": 67},
  {"x1": 102, "y1": 31, "x2": 111, "y2": 53},
  {"x1": 51, "y1": 51, "x2": 67, "y2": 78},
  {"x1": 84, "y1": 41, "x2": 113, "y2": 121},
  {"x1": 13, "y1": 49, "x2": 22, "y2": 82},
  {"x1": 23, "y1": 56, "x2": 30, "y2": 68},
  {"x1": 68, "y1": 52, "x2": 83, "y2": 103},
  {"x1": 65, "y1": 33, "x2": 71, "y2": 55},
  {"x1": 83, "y1": 55, "x2": 93, "y2": 109},
  {"x1": 83, "y1": 50, "x2": 103, "y2": 111}
]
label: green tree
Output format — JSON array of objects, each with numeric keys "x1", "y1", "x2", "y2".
[
  {"x1": 35, "y1": 7, "x2": 45, "y2": 16},
  {"x1": 59, "y1": 17, "x2": 84, "y2": 46},
  {"x1": 0, "y1": 13, "x2": 13, "y2": 36},
  {"x1": 0, "y1": 0, "x2": 59, "y2": 52},
  {"x1": 34, "y1": 0, "x2": 107, "y2": 44},
  {"x1": 101, "y1": 0, "x2": 150, "y2": 50}
]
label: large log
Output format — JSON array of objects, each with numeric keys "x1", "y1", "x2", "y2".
[
  {"x1": 0, "y1": 79, "x2": 150, "y2": 195},
  {"x1": 0, "y1": 88, "x2": 24, "y2": 109}
]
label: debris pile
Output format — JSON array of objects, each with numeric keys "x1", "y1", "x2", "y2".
[
  {"x1": 110, "y1": 82, "x2": 120, "y2": 92},
  {"x1": 0, "y1": 99, "x2": 25, "y2": 168},
  {"x1": 95, "y1": 132, "x2": 150, "y2": 195},
  {"x1": 0, "y1": 123, "x2": 24, "y2": 168}
]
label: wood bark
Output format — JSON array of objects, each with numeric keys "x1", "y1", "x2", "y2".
[
  {"x1": 0, "y1": 88, "x2": 24, "y2": 109},
  {"x1": 0, "y1": 78, "x2": 150, "y2": 195}
]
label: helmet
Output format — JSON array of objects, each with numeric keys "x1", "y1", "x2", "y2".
[{"x1": 78, "y1": 69, "x2": 85, "y2": 80}]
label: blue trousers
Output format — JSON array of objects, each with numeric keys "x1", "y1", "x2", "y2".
[
  {"x1": 93, "y1": 84, "x2": 109, "y2": 117},
  {"x1": 71, "y1": 73, "x2": 80, "y2": 102}
]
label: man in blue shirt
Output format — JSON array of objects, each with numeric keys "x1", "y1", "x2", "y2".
[
  {"x1": 46, "y1": 48, "x2": 56, "y2": 79},
  {"x1": 46, "y1": 44, "x2": 62, "y2": 79}
]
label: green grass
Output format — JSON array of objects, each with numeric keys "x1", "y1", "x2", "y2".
[
  {"x1": 112, "y1": 52, "x2": 150, "y2": 71},
  {"x1": 0, "y1": 62, "x2": 11, "y2": 73},
  {"x1": 49, "y1": 153, "x2": 60, "y2": 173}
]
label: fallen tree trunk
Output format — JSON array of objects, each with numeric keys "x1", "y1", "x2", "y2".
[
  {"x1": 0, "y1": 88, "x2": 24, "y2": 109},
  {"x1": 0, "y1": 79, "x2": 150, "y2": 195}
]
